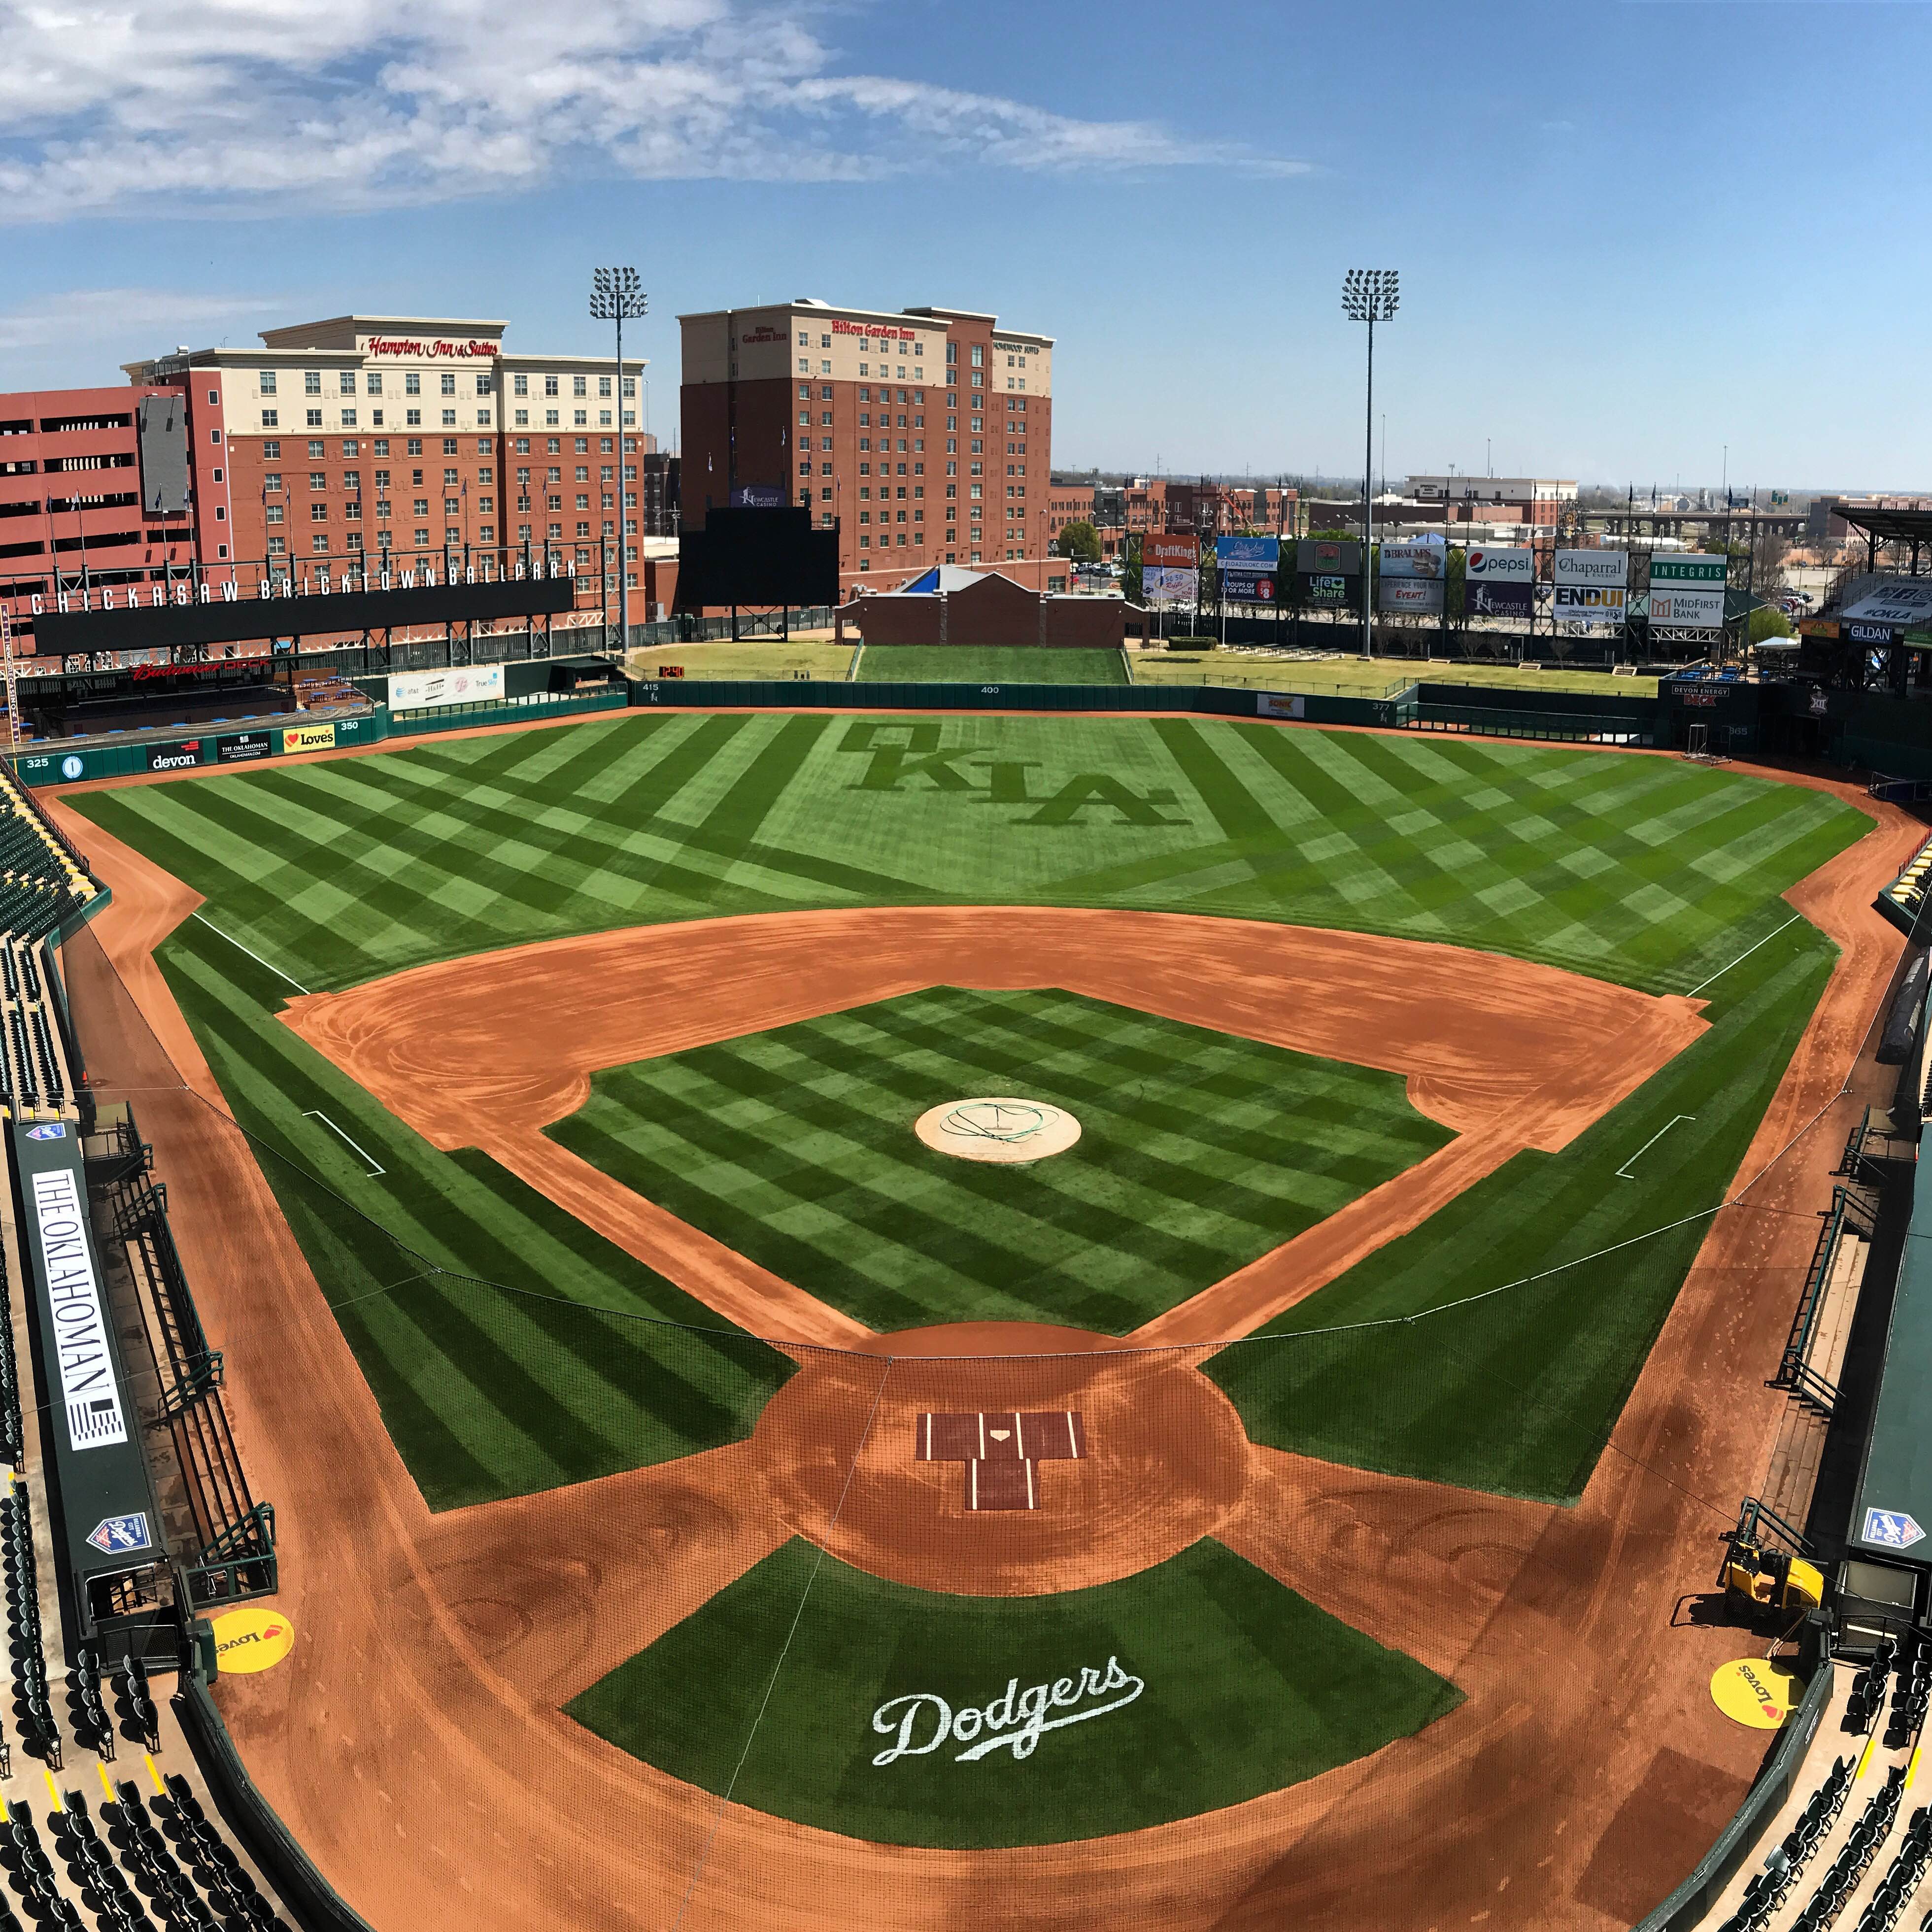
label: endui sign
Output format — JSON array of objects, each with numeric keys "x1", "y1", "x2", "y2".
[
  {"x1": 871, "y1": 1657, "x2": 1144, "y2": 1765},
  {"x1": 1554, "y1": 585, "x2": 1627, "y2": 624},
  {"x1": 30, "y1": 1167, "x2": 129, "y2": 1452}
]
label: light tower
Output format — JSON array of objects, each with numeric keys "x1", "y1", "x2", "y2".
[
  {"x1": 1342, "y1": 269, "x2": 1400, "y2": 658},
  {"x1": 590, "y1": 267, "x2": 648, "y2": 654}
]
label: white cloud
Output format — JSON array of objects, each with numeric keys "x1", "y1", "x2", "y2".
[
  {"x1": 0, "y1": 287, "x2": 275, "y2": 351},
  {"x1": 0, "y1": 0, "x2": 1303, "y2": 219}
]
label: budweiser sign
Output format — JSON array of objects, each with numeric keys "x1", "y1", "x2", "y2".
[
  {"x1": 871, "y1": 1656, "x2": 1145, "y2": 1766},
  {"x1": 364, "y1": 338, "x2": 500, "y2": 359}
]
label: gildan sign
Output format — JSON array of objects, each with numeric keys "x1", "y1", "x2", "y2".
[{"x1": 1553, "y1": 550, "x2": 1628, "y2": 588}]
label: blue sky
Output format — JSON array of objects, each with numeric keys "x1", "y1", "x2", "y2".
[{"x1": 1, "y1": 0, "x2": 1924, "y2": 490}]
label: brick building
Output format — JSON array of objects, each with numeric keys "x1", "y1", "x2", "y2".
[
  {"x1": 678, "y1": 299, "x2": 1053, "y2": 589},
  {"x1": 122, "y1": 315, "x2": 647, "y2": 611}
]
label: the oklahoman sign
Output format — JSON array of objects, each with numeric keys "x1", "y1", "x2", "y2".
[
  {"x1": 872, "y1": 1657, "x2": 1145, "y2": 1765},
  {"x1": 30, "y1": 1166, "x2": 129, "y2": 1452}
]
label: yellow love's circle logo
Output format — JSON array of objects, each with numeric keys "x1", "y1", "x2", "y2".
[
  {"x1": 210, "y1": 1607, "x2": 295, "y2": 1675},
  {"x1": 1710, "y1": 1658, "x2": 1800, "y2": 1730}
]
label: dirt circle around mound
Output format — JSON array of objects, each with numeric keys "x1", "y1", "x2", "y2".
[
  {"x1": 750, "y1": 1320, "x2": 1252, "y2": 1596},
  {"x1": 914, "y1": 1096, "x2": 1082, "y2": 1164}
]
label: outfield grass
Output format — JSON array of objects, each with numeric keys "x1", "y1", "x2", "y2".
[
  {"x1": 1127, "y1": 652, "x2": 1661, "y2": 700},
  {"x1": 154, "y1": 914, "x2": 793, "y2": 1510},
  {"x1": 1207, "y1": 916, "x2": 1837, "y2": 1501},
  {"x1": 67, "y1": 713, "x2": 1866, "y2": 1001},
  {"x1": 547, "y1": 986, "x2": 1451, "y2": 1335},
  {"x1": 855, "y1": 645, "x2": 1128, "y2": 684},
  {"x1": 565, "y1": 1536, "x2": 1460, "y2": 1846},
  {"x1": 623, "y1": 639, "x2": 857, "y2": 681}
]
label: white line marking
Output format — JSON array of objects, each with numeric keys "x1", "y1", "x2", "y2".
[
  {"x1": 1616, "y1": 1115, "x2": 1696, "y2": 1181},
  {"x1": 970, "y1": 1460, "x2": 978, "y2": 1512},
  {"x1": 1685, "y1": 913, "x2": 1803, "y2": 997},
  {"x1": 1014, "y1": 1412, "x2": 1025, "y2": 1460},
  {"x1": 190, "y1": 912, "x2": 309, "y2": 994},
  {"x1": 1067, "y1": 1409, "x2": 1079, "y2": 1457},
  {"x1": 302, "y1": 1110, "x2": 386, "y2": 1176},
  {"x1": 977, "y1": 1411, "x2": 984, "y2": 1458},
  {"x1": 1025, "y1": 1460, "x2": 1035, "y2": 1510},
  {"x1": 923, "y1": 1413, "x2": 930, "y2": 1461}
]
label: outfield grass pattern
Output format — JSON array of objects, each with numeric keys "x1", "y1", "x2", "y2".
[
  {"x1": 855, "y1": 645, "x2": 1128, "y2": 684},
  {"x1": 548, "y1": 986, "x2": 1452, "y2": 1336},
  {"x1": 565, "y1": 1535, "x2": 1461, "y2": 1846},
  {"x1": 63, "y1": 713, "x2": 1867, "y2": 1510}
]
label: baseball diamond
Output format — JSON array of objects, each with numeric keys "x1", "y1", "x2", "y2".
[{"x1": 33, "y1": 699, "x2": 1918, "y2": 1932}]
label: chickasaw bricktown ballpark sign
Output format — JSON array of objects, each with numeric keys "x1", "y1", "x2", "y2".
[{"x1": 872, "y1": 1658, "x2": 1145, "y2": 1765}]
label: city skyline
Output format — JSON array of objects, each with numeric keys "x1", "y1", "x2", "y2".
[{"x1": 4, "y1": 1, "x2": 1929, "y2": 491}]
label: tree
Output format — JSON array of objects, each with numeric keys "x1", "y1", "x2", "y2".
[
  {"x1": 1121, "y1": 538, "x2": 1143, "y2": 604},
  {"x1": 1749, "y1": 604, "x2": 1795, "y2": 644},
  {"x1": 1054, "y1": 520, "x2": 1102, "y2": 564}
]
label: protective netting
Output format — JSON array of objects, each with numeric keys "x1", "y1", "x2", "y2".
[{"x1": 45, "y1": 912, "x2": 1891, "y2": 1932}]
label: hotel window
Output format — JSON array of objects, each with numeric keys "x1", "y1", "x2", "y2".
[
  {"x1": 265, "y1": 504, "x2": 283, "y2": 524},
  {"x1": 821, "y1": 412, "x2": 833, "y2": 427},
  {"x1": 514, "y1": 409, "x2": 529, "y2": 427},
  {"x1": 367, "y1": 372, "x2": 383, "y2": 394},
  {"x1": 306, "y1": 410, "x2": 322, "y2": 427},
  {"x1": 438, "y1": 373, "x2": 455, "y2": 396},
  {"x1": 477, "y1": 496, "x2": 493, "y2": 514},
  {"x1": 304, "y1": 371, "x2": 322, "y2": 395},
  {"x1": 259, "y1": 371, "x2": 279, "y2": 396},
  {"x1": 798, "y1": 358, "x2": 809, "y2": 374},
  {"x1": 406, "y1": 409, "x2": 421, "y2": 427},
  {"x1": 599, "y1": 410, "x2": 610, "y2": 426},
  {"x1": 512, "y1": 373, "x2": 529, "y2": 398},
  {"x1": 342, "y1": 469, "x2": 360, "y2": 490},
  {"x1": 545, "y1": 410, "x2": 559, "y2": 427},
  {"x1": 573, "y1": 410, "x2": 586, "y2": 426},
  {"x1": 544, "y1": 375, "x2": 559, "y2": 398},
  {"x1": 478, "y1": 410, "x2": 491, "y2": 426},
  {"x1": 413, "y1": 499, "x2": 429, "y2": 517},
  {"x1": 267, "y1": 535, "x2": 286, "y2": 555},
  {"x1": 596, "y1": 376, "x2": 611, "y2": 399},
  {"x1": 415, "y1": 530, "x2": 429, "y2": 547},
  {"x1": 479, "y1": 524, "x2": 494, "y2": 542},
  {"x1": 821, "y1": 360, "x2": 831, "y2": 374},
  {"x1": 573, "y1": 375, "x2": 587, "y2": 398},
  {"x1": 340, "y1": 372, "x2": 357, "y2": 394},
  {"x1": 311, "y1": 534, "x2": 328, "y2": 553},
  {"x1": 261, "y1": 410, "x2": 278, "y2": 428},
  {"x1": 341, "y1": 409, "x2": 357, "y2": 426},
  {"x1": 405, "y1": 373, "x2": 421, "y2": 395},
  {"x1": 575, "y1": 494, "x2": 589, "y2": 511},
  {"x1": 444, "y1": 496, "x2": 460, "y2": 515},
  {"x1": 442, "y1": 411, "x2": 456, "y2": 427},
  {"x1": 310, "y1": 502, "x2": 329, "y2": 523}
]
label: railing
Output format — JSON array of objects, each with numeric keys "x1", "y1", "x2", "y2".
[{"x1": 1772, "y1": 1184, "x2": 1874, "y2": 1403}]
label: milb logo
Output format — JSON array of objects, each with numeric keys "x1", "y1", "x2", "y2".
[{"x1": 838, "y1": 723, "x2": 1187, "y2": 825}]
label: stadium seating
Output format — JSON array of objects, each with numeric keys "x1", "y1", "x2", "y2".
[
  {"x1": 1719, "y1": 1754, "x2": 1853, "y2": 1931},
  {"x1": 1783, "y1": 1765, "x2": 1906, "y2": 1930},
  {"x1": 0, "y1": 1482, "x2": 59, "y2": 1769}
]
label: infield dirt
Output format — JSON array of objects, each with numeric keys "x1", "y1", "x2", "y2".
[{"x1": 39, "y1": 752, "x2": 1925, "y2": 1931}]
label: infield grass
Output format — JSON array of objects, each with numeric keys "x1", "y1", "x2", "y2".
[
  {"x1": 565, "y1": 1535, "x2": 1460, "y2": 1846},
  {"x1": 548, "y1": 986, "x2": 1452, "y2": 1335},
  {"x1": 855, "y1": 645, "x2": 1128, "y2": 684}
]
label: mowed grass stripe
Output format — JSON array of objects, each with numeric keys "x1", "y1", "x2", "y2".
[
  {"x1": 549, "y1": 986, "x2": 1452, "y2": 1335},
  {"x1": 157, "y1": 917, "x2": 791, "y2": 1508}
]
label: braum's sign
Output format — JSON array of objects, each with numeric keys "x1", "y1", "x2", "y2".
[{"x1": 30, "y1": 1168, "x2": 129, "y2": 1452}]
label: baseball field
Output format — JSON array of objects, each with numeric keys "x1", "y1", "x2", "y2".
[{"x1": 47, "y1": 705, "x2": 1906, "y2": 1927}]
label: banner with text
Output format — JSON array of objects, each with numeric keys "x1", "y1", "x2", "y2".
[
  {"x1": 1553, "y1": 550, "x2": 1628, "y2": 589},
  {"x1": 1647, "y1": 555, "x2": 1726, "y2": 631},
  {"x1": 388, "y1": 665, "x2": 507, "y2": 710},
  {"x1": 1295, "y1": 539, "x2": 1361, "y2": 576},
  {"x1": 1554, "y1": 585, "x2": 1627, "y2": 625},
  {"x1": 1380, "y1": 577, "x2": 1446, "y2": 614},
  {"x1": 1215, "y1": 536, "x2": 1280, "y2": 603},
  {"x1": 1378, "y1": 542, "x2": 1447, "y2": 581},
  {"x1": 1142, "y1": 535, "x2": 1199, "y2": 608}
]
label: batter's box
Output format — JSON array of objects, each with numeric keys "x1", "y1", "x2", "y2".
[{"x1": 915, "y1": 1411, "x2": 1085, "y2": 1512}]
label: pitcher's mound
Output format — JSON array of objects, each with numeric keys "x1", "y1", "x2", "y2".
[{"x1": 915, "y1": 1097, "x2": 1081, "y2": 1164}]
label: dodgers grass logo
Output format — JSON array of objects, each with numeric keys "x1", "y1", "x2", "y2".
[
  {"x1": 839, "y1": 722, "x2": 1185, "y2": 825},
  {"x1": 872, "y1": 1656, "x2": 1145, "y2": 1765}
]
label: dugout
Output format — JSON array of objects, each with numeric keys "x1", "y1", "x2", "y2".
[{"x1": 7, "y1": 1118, "x2": 174, "y2": 1661}]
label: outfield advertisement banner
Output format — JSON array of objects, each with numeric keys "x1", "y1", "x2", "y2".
[
  {"x1": 389, "y1": 665, "x2": 507, "y2": 710},
  {"x1": 282, "y1": 723, "x2": 338, "y2": 754},
  {"x1": 1649, "y1": 588, "x2": 1726, "y2": 629},
  {"x1": 144, "y1": 739, "x2": 203, "y2": 773},
  {"x1": 1465, "y1": 580, "x2": 1533, "y2": 619},
  {"x1": 1142, "y1": 534, "x2": 1199, "y2": 609},
  {"x1": 1296, "y1": 539, "x2": 1360, "y2": 576},
  {"x1": 1554, "y1": 585, "x2": 1627, "y2": 625},
  {"x1": 1378, "y1": 542, "x2": 1445, "y2": 580},
  {"x1": 217, "y1": 731, "x2": 275, "y2": 763},
  {"x1": 1216, "y1": 536, "x2": 1279, "y2": 603},
  {"x1": 1255, "y1": 693, "x2": 1306, "y2": 720},
  {"x1": 1466, "y1": 547, "x2": 1536, "y2": 581},
  {"x1": 1380, "y1": 578, "x2": 1445, "y2": 614},
  {"x1": 1553, "y1": 550, "x2": 1628, "y2": 588},
  {"x1": 1842, "y1": 580, "x2": 1932, "y2": 626}
]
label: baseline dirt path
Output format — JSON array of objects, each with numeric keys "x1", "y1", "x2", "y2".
[
  {"x1": 278, "y1": 906, "x2": 1707, "y2": 1348},
  {"x1": 36, "y1": 762, "x2": 1925, "y2": 1932}
]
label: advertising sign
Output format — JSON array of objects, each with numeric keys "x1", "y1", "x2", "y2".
[
  {"x1": 1465, "y1": 547, "x2": 1536, "y2": 582},
  {"x1": 1841, "y1": 580, "x2": 1932, "y2": 626},
  {"x1": 1847, "y1": 619, "x2": 1903, "y2": 647},
  {"x1": 1216, "y1": 536, "x2": 1279, "y2": 603},
  {"x1": 1302, "y1": 575, "x2": 1352, "y2": 606},
  {"x1": 1378, "y1": 542, "x2": 1446, "y2": 580},
  {"x1": 729, "y1": 483, "x2": 785, "y2": 509},
  {"x1": 1553, "y1": 585, "x2": 1627, "y2": 625},
  {"x1": 1465, "y1": 579, "x2": 1533, "y2": 619},
  {"x1": 26, "y1": 1163, "x2": 129, "y2": 1451},
  {"x1": 144, "y1": 739, "x2": 203, "y2": 773},
  {"x1": 1296, "y1": 539, "x2": 1360, "y2": 576},
  {"x1": 1256, "y1": 693, "x2": 1306, "y2": 720},
  {"x1": 387, "y1": 665, "x2": 506, "y2": 711},
  {"x1": 1649, "y1": 556, "x2": 1727, "y2": 584},
  {"x1": 217, "y1": 731, "x2": 276, "y2": 763},
  {"x1": 1649, "y1": 588, "x2": 1727, "y2": 629},
  {"x1": 1553, "y1": 549, "x2": 1628, "y2": 588},
  {"x1": 282, "y1": 723, "x2": 338, "y2": 754},
  {"x1": 1142, "y1": 535, "x2": 1198, "y2": 607},
  {"x1": 1379, "y1": 578, "x2": 1445, "y2": 614}
]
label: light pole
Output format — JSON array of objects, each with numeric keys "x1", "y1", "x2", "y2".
[
  {"x1": 590, "y1": 266, "x2": 648, "y2": 658},
  {"x1": 1342, "y1": 269, "x2": 1399, "y2": 658}
]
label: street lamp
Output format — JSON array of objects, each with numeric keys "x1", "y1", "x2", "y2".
[
  {"x1": 1342, "y1": 269, "x2": 1399, "y2": 658},
  {"x1": 590, "y1": 266, "x2": 648, "y2": 657}
]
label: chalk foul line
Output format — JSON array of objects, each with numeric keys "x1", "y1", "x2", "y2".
[
  {"x1": 302, "y1": 1110, "x2": 386, "y2": 1176},
  {"x1": 1616, "y1": 1115, "x2": 1696, "y2": 1181},
  {"x1": 190, "y1": 912, "x2": 309, "y2": 995}
]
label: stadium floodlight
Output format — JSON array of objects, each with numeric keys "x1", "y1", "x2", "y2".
[
  {"x1": 590, "y1": 268, "x2": 649, "y2": 655},
  {"x1": 1342, "y1": 270, "x2": 1400, "y2": 658}
]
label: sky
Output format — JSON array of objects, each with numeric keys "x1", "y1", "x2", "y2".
[{"x1": 1, "y1": 0, "x2": 1927, "y2": 492}]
